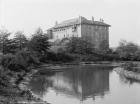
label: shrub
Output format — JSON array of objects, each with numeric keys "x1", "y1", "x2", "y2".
[
  {"x1": 116, "y1": 40, "x2": 140, "y2": 61},
  {"x1": 79, "y1": 54, "x2": 102, "y2": 61},
  {"x1": 66, "y1": 37, "x2": 94, "y2": 55},
  {"x1": 56, "y1": 52, "x2": 74, "y2": 62},
  {"x1": 41, "y1": 51, "x2": 74, "y2": 63},
  {"x1": 15, "y1": 50, "x2": 40, "y2": 67},
  {"x1": 0, "y1": 50, "x2": 40, "y2": 72}
]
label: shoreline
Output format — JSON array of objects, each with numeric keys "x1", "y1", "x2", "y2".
[
  {"x1": 0, "y1": 66, "x2": 48, "y2": 104},
  {"x1": 1, "y1": 61, "x2": 139, "y2": 104}
]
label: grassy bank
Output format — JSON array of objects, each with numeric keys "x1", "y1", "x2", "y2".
[
  {"x1": 0, "y1": 51, "x2": 49, "y2": 104},
  {"x1": 0, "y1": 65, "x2": 48, "y2": 104}
]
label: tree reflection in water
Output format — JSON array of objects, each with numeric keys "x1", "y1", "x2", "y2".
[
  {"x1": 29, "y1": 65, "x2": 113, "y2": 101},
  {"x1": 29, "y1": 76, "x2": 53, "y2": 97}
]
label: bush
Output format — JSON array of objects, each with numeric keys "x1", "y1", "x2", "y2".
[
  {"x1": 116, "y1": 40, "x2": 140, "y2": 61},
  {"x1": 66, "y1": 37, "x2": 94, "y2": 54},
  {"x1": 0, "y1": 50, "x2": 40, "y2": 72},
  {"x1": 15, "y1": 50, "x2": 40, "y2": 68},
  {"x1": 40, "y1": 51, "x2": 74, "y2": 63},
  {"x1": 56, "y1": 52, "x2": 74, "y2": 62}
]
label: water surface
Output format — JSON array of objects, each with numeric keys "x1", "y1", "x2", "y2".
[{"x1": 29, "y1": 65, "x2": 140, "y2": 104}]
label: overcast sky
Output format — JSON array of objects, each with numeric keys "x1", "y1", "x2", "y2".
[{"x1": 0, "y1": 0, "x2": 140, "y2": 47}]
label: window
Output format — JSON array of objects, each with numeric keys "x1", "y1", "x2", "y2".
[{"x1": 72, "y1": 25, "x2": 77, "y2": 32}]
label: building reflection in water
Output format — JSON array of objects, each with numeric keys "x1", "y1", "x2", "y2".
[{"x1": 29, "y1": 65, "x2": 112, "y2": 101}]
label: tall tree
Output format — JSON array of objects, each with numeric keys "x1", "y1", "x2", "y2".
[
  {"x1": 0, "y1": 29, "x2": 14, "y2": 54},
  {"x1": 66, "y1": 37, "x2": 94, "y2": 54},
  {"x1": 28, "y1": 28, "x2": 50, "y2": 57},
  {"x1": 14, "y1": 31, "x2": 28, "y2": 50},
  {"x1": 116, "y1": 40, "x2": 139, "y2": 60},
  {"x1": 99, "y1": 40, "x2": 109, "y2": 52}
]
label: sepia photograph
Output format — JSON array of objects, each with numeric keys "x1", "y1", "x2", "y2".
[{"x1": 0, "y1": 0, "x2": 140, "y2": 104}]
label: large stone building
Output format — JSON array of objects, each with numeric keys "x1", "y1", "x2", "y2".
[{"x1": 47, "y1": 16, "x2": 110, "y2": 49}]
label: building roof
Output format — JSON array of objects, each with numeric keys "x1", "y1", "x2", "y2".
[{"x1": 48, "y1": 16, "x2": 110, "y2": 30}]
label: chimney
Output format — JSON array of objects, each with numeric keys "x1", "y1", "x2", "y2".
[
  {"x1": 79, "y1": 16, "x2": 82, "y2": 23},
  {"x1": 102, "y1": 19, "x2": 104, "y2": 22},
  {"x1": 92, "y1": 16, "x2": 94, "y2": 21},
  {"x1": 100, "y1": 18, "x2": 104, "y2": 22}
]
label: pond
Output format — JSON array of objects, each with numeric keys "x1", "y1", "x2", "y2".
[{"x1": 28, "y1": 64, "x2": 140, "y2": 104}]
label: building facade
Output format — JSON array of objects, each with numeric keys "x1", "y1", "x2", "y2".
[{"x1": 47, "y1": 16, "x2": 110, "y2": 49}]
